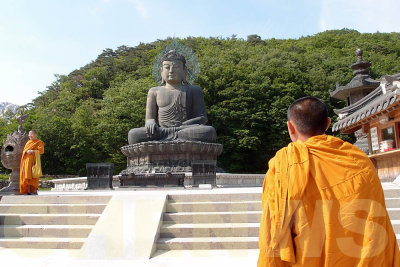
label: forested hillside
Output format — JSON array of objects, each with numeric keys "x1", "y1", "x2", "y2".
[{"x1": 1, "y1": 29, "x2": 400, "y2": 175}]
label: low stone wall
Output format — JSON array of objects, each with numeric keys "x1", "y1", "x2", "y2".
[
  {"x1": 51, "y1": 176, "x2": 121, "y2": 191},
  {"x1": 51, "y1": 178, "x2": 87, "y2": 191},
  {"x1": 50, "y1": 173, "x2": 265, "y2": 191},
  {"x1": 217, "y1": 173, "x2": 265, "y2": 187}
]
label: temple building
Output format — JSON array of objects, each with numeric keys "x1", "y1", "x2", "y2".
[{"x1": 332, "y1": 49, "x2": 400, "y2": 182}]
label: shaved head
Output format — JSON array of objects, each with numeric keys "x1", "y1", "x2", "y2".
[
  {"x1": 28, "y1": 130, "x2": 37, "y2": 140},
  {"x1": 287, "y1": 97, "x2": 329, "y2": 136}
]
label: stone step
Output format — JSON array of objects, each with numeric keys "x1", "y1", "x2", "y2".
[
  {"x1": 163, "y1": 211, "x2": 262, "y2": 224},
  {"x1": 0, "y1": 214, "x2": 100, "y2": 225},
  {"x1": 385, "y1": 198, "x2": 400, "y2": 208},
  {"x1": 388, "y1": 208, "x2": 400, "y2": 220},
  {"x1": 0, "y1": 237, "x2": 86, "y2": 249},
  {"x1": 159, "y1": 228, "x2": 400, "y2": 250},
  {"x1": 384, "y1": 190, "x2": 400, "y2": 199},
  {"x1": 392, "y1": 220, "x2": 400, "y2": 233},
  {"x1": 161, "y1": 221, "x2": 400, "y2": 239},
  {"x1": 164, "y1": 209, "x2": 400, "y2": 224},
  {"x1": 0, "y1": 204, "x2": 107, "y2": 214},
  {"x1": 166, "y1": 199, "x2": 400, "y2": 212},
  {"x1": 166, "y1": 201, "x2": 261, "y2": 213},
  {"x1": 168, "y1": 193, "x2": 261, "y2": 203},
  {"x1": 160, "y1": 223, "x2": 260, "y2": 238},
  {"x1": 168, "y1": 193, "x2": 400, "y2": 204},
  {"x1": 158, "y1": 235, "x2": 400, "y2": 250},
  {"x1": 167, "y1": 198, "x2": 400, "y2": 212},
  {"x1": 0, "y1": 225, "x2": 92, "y2": 238},
  {"x1": 0, "y1": 195, "x2": 111, "y2": 204},
  {"x1": 157, "y1": 237, "x2": 259, "y2": 250}
]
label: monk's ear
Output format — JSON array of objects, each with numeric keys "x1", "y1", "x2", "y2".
[
  {"x1": 287, "y1": 120, "x2": 296, "y2": 135},
  {"x1": 287, "y1": 121, "x2": 298, "y2": 142},
  {"x1": 325, "y1": 117, "x2": 332, "y2": 131},
  {"x1": 287, "y1": 120, "x2": 298, "y2": 142}
]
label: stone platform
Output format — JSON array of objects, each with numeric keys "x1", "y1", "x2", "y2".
[
  {"x1": 120, "y1": 141, "x2": 223, "y2": 186},
  {"x1": 51, "y1": 173, "x2": 265, "y2": 191}
]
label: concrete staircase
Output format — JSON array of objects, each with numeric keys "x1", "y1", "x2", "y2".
[
  {"x1": 0, "y1": 195, "x2": 111, "y2": 249},
  {"x1": 157, "y1": 193, "x2": 261, "y2": 250},
  {"x1": 383, "y1": 188, "x2": 400, "y2": 243},
  {"x1": 157, "y1": 187, "x2": 400, "y2": 251}
]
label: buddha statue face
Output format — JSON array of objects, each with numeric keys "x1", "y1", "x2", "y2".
[
  {"x1": 160, "y1": 50, "x2": 187, "y2": 85},
  {"x1": 161, "y1": 60, "x2": 186, "y2": 85}
]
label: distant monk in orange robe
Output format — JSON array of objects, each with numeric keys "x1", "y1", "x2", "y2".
[
  {"x1": 20, "y1": 130, "x2": 44, "y2": 195},
  {"x1": 258, "y1": 97, "x2": 400, "y2": 266}
]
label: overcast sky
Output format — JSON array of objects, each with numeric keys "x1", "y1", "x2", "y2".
[{"x1": 1, "y1": 0, "x2": 399, "y2": 105}]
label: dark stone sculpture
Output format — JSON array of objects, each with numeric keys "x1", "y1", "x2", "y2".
[
  {"x1": 128, "y1": 50, "x2": 216, "y2": 144},
  {"x1": 0, "y1": 114, "x2": 29, "y2": 194},
  {"x1": 86, "y1": 163, "x2": 114, "y2": 190},
  {"x1": 121, "y1": 48, "x2": 222, "y2": 186}
]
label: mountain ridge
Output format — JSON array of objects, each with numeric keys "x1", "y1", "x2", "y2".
[{"x1": 0, "y1": 102, "x2": 18, "y2": 117}]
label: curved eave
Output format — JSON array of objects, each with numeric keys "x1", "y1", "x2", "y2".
[
  {"x1": 332, "y1": 89, "x2": 400, "y2": 134},
  {"x1": 330, "y1": 76, "x2": 380, "y2": 101},
  {"x1": 334, "y1": 85, "x2": 386, "y2": 115}
]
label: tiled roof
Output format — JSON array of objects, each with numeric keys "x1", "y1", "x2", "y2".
[
  {"x1": 332, "y1": 89, "x2": 400, "y2": 133},
  {"x1": 334, "y1": 85, "x2": 383, "y2": 116},
  {"x1": 330, "y1": 75, "x2": 380, "y2": 101}
]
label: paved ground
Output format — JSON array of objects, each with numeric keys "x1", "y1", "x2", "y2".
[{"x1": 0, "y1": 248, "x2": 259, "y2": 267}]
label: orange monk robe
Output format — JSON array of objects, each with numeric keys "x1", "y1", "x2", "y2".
[
  {"x1": 258, "y1": 135, "x2": 400, "y2": 267},
  {"x1": 19, "y1": 139, "x2": 44, "y2": 194}
]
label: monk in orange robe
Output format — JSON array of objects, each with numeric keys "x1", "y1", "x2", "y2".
[
  {"x1": 258, "y1": 97, "x2": 400, "y2": 266},
  {"x1": 20, "y1": 130, "x2": 44, "y2": 195}
]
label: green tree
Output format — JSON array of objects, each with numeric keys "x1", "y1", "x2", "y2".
[{"x1": 7, "y1": 30, "x2": 399, "y2": 175}]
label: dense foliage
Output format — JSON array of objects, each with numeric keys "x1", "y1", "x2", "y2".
[{"x1": 1, "y1": 29, "x2": 400, "y2": 175}]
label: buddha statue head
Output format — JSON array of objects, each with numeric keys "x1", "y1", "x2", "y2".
[{"x1": 160, "y1": 50, "x2": 188, "y2": 85}]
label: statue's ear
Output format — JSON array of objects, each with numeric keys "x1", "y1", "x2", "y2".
[
  {"x1": 183, "y1": 66, "x2": 188, "y2": 84},
  {"x1": 160, "y1": 66, "x2": 166, "y2": 85}
]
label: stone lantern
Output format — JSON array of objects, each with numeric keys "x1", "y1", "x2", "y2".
[{"x1": 0, "y1": 115, "x2": 29, "y2": 194}]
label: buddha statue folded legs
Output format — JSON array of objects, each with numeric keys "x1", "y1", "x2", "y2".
[{"x1": 128, "y1": 124, "x2": 216, "y2": 145}]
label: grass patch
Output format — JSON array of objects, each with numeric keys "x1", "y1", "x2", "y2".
[
  {"x1": 0, "y1": 173, "x2": 9, "y2": 181},
  {"x1": 39, "y1": 187, "x2": 52, "y2": 191},
  {"x1": 0, "y1": 174, "x2": 56, "y2": 181}
]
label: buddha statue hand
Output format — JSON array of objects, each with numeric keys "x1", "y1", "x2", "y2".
[{"x1": 145, "y1": 119, "x2": 159, "y2": 138}]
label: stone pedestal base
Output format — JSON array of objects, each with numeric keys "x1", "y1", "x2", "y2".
[
  {"x1": 0, "y1": 171, "x2": 20, "y2": 195},
  {"x1": 120, "y1": 173, "x2": 185, "y2": 187},
  {"x1": 120, "y1": 141, "x2": 223, "y2": 186}
]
